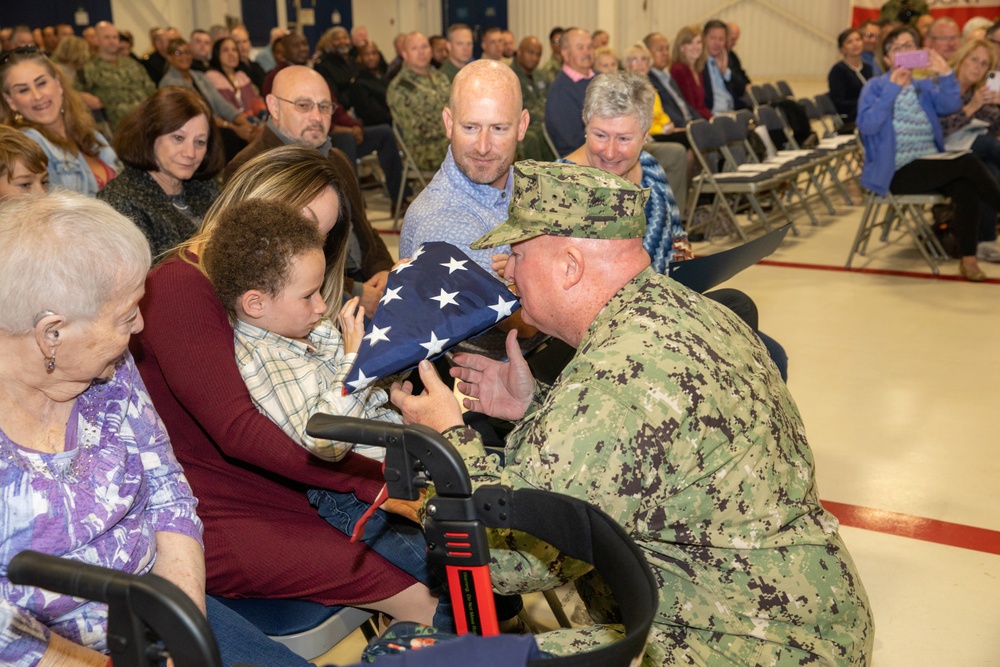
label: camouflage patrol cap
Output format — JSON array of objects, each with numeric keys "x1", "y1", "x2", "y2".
[{"x1": 470, "y1": 160, "x2": 650, "y2": 249}]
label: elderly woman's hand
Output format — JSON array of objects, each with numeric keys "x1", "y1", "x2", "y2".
[
  {"x1": 889, "y1": 65, "x2": 912, "y2": 88},
  {"x1": 967, "y1": 85, "x2": 998, "y2": 115},
  {"x1": 926, "y1": 48, "x2": 952, "y2": 76}
]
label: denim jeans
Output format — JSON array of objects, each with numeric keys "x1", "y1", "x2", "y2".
[{"x1": 205, "y1": 595, "x2": 313, "y2": 667}]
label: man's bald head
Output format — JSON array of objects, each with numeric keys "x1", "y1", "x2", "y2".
[
  {"x1": 267, "y1": 66, "x2": 333, "y2": 148},
  {"x1": 401, "y1": 31, "x2": 432, "y2": 73},
  {"x1": 450, "y1": 58, "x2": 522, "y2": 110},
  {"x1": 445, "y1": 60, "x2": 529, "y2": 189},
  {"x1": 516, "y1": 36, "x2": 543, "y2": 73}
]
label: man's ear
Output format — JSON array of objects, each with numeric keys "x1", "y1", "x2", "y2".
[
  {"x1": 562, "y1": 244, "x2": 585, "y2": 290},
  {"x1": 442, "y1": 105, "x2": 454, "y2": 140},
  {"x1": 516, "y1": 108, "x2": 529, "y2": 141},
  {"x1": 240, "y1": 290, "x2": 268, "y2": 320},
  {"x1": 265, "y1": 94, "x2": 280, "y2": 121}
]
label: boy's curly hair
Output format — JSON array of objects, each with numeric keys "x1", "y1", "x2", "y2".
[{"x1": 203, "y1": 199, "x2": 324, "y2": 316}]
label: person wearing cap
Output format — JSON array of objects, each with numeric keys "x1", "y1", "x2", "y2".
[{"x1": 391, "y1": 161, "x2": 874, "y2": 666}]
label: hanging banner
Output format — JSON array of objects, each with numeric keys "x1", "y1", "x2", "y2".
[{"x1": 851, "y1": 1, "x2": 1000, "y2": 27}]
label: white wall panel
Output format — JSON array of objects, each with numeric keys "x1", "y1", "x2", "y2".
[
  {"x1": 111, "y1": 0, "x2": 244, "y2": 51},
  {"x1": 353, "y1": 0, "x2": 441, "y2": 62},
  {"x1": 508, "y1": 0, "x2": 600, "y2": 61}
]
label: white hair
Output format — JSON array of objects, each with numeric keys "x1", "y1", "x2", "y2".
[
  {"x1": 0, "y1": 191, "x2": 151, "y2": 333},
  {"x1": 582, "y1": 70, "x2": 655, "y2": 135}
]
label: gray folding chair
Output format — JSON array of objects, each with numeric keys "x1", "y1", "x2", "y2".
[{"x1": 846, "y1": 191, "x2": 950, "y2": 274}]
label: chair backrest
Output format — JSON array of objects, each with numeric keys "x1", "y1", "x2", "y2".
[
  {"x1": 776, "y1": 80, "x2": 794, "y2": 99},
  {"x1": 797, "y1": 97, "x2": 821, "y2": 121},
  {"x1": 749, "y1": 84, "x2": 766, "y2": 108},
  {"x1": 686, "y1": 119, "x2": 725, "y2": 173},
  {"x1": 762, "y1": 83, "x2": 781, "y2": 103},
  {"x1": 755, "y1": 105, "x2": 784, "y2": 133},
  {"x1": 815, "y1": 93, "x2": 845, "y2": 130},
  {"x1": 711, "y1": 115, "x2": 749, "y2": 168}
]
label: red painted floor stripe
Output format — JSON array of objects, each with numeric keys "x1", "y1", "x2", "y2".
[
  {"x1": 821, "y1": 500, "x2": 1000, "y2": 555},
  {"x1": 756, "y1": 259, "x2": 1000, "y2": 283}
]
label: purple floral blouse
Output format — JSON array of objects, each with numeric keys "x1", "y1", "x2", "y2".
[{"x1": 0, "y1": 353, "x2": 202, "y2": 666}]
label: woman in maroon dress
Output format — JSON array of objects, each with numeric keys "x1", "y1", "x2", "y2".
[
  {"x1": 669, "y1": 25, "x2": 712, "y2": 120},
  {"x1": 132, "y1": 145, "x2": 438, "y2": 619}
]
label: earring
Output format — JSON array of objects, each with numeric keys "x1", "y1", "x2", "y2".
[
  {"x1": 60, "y1": 107, "x2": 65, "y2": 115},
  {"x1": 45, "y1": 356, "x2": 56, "y2": 372},
  {"x1": 14, "y1": 111, "x2": 23, "y2": 123}
]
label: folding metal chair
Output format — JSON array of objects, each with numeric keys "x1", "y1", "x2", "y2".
[
  {"x1": 686, "y1": 119, "x2": 799, "y2": 240},
  {"x1": 392, "y1": 121, "x2": 440, "y2": 229},
  {"x1": 775, "y1": 80, "x2": 794, "y2": 100},
  {"x1": 846, "y1": 190, "x2": 950, "y2": 273}
]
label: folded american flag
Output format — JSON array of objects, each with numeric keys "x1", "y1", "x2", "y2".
[{"x1": 344, "y1": 242, "x2": 521, "y2": 393}]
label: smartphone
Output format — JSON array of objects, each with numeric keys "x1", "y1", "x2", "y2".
[
  {"x1": 987, "y1": 70, "x2": 1000, "y2": 93},
  {"x1": 894, "y1": 50, "x2": 929, "y2": 70}
]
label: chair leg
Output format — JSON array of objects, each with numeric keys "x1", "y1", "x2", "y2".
[
  {"x1": 846, "y1": 192, "x2": 876, "y2": 267},
  {"x1": 543, "y1": 589, "x2": 573, "y2": 629}
]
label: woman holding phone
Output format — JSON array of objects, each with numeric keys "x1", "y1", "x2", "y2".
[
  {"x1": 940, "y1": 39, "x2": 1000, "y2": 262},
  {"x1": 857, "y1": 25, "x2": 1000, "y2": 281}
]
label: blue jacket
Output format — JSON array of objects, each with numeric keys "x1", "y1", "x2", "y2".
[
  {"x1": 856, "y1": 71, "x2": 961, "y2": 195},
  {"x1": 22, "y1": 128, "x2": 121, "y2": 197},
  {"x1": 544, "y1": 71, "x2": 592, "y2": 157}
]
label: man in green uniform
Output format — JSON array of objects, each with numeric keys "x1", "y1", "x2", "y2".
[
  {"x1": 510, "y1": 35, "x2": 553, "y2": 160},
  {"x1": 440, "y1": 23, "x2": 473, "y2": 82},
  {"x1": 386, "y1": 31, "x2": 451, "y2": 173},
  {"x1": 391, "y1": 162, "x2": 875, "y2": 666},
  {"x1": 82, "y1": 21, "x2": 155, "y2": 131},
  {"x1": 535, "y1": 27, "x2": 565, "y2": 86}
]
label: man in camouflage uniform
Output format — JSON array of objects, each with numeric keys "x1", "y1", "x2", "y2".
[
  {"x1": 510, "y1": 36, "x2": 554, "y2": 161},
  {"x1": 387, "y1": 32, "x2": 451, "y2": 173},
  {"x1": 392, "y1": 162, "x2": 875, "y2": 666},
  {"x1": 535, "y1": 27, "x2": 565, "y2": 86},
  {"x1": 82, "y1": 21, "x2": 155, "y2": 131}
]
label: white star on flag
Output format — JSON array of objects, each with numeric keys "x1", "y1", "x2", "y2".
[
  {"x1": 346, "y1": 369, "x2": 375, "y2": 391},
  {"x1": 364, "y1": 324, "x2": 391, "y2": 346},
  {"x1": 379, "y1": 286, "x2": 403, "y2": 306},
  {"x1": 419, "y1": 331, "x2": 450, "y2": 358},
  {"x1": 488, "y1": 295, "x2": 518, "y2": 322},
  {"x1": 393, "y1": 260, "x2": 414, "y2": 274},
  {"x1": 409, "y1": 245, "x2": 425, "y2": 261},
  {"x1": 440, "y1": 257, "x2": 469, "y2": 274},
  {"x1": 430, "y1": 288, "x2": 460, "y2": 309}
]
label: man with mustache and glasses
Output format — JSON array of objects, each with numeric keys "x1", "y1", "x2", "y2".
[{"x1": 225, "y1": 66, "x2": 395, "y2": 316}]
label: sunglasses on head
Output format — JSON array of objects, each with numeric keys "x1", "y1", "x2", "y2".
[{"x1": 0, "y1": 46, "x2": 41, "y2": 66}]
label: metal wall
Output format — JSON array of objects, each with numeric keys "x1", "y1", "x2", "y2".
[{"x1": 106, "y1": 0, "x2": 851, "y2": 78}]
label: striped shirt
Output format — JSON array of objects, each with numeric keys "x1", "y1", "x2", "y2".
[
  {"x1": 235, "y1": 319, "x2": 401, "y2": 462},
  {"x1": 892, "y1": 85, "x2": 937, "y2": 170}
]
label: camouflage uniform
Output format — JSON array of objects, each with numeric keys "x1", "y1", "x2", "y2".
[
  {"x1": 82, "y1": 55, "x2": 156, "y2": 131},
  {"x1": 444, "y1": 164, "x2": 876, "y2": 665},
  {"x1": 510, "y1": 62, "x2": 554, "y2": 161},
  {"x1": 386, "y1": 65, "x2": 451, "y2": 172},
  {"x1": 438, "y1": 59, "x2": 461, "y2": 82}
]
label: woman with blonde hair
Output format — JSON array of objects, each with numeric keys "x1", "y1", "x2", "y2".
[
  {"x1": 0, "y1": 47, "x2": 120, "y2": 195},
  {"x1": 940, "y1": 37, "x2": 1000, "y2": 261},
  {"x1": 670, "y1": 24, "x2": 711, "y2": 119},
  {"x1": 133, "y1": 144, "x2": 440, "y2": 624}
]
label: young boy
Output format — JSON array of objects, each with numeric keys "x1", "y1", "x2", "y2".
[
  {"x1": 205, "y1": 198, "x2": 399, "y2": 462},
  {"x1": 204, "y1": 199, "x2": 439, "y2": 601},
  {"x1": 0, "y1": 127, "x2": 49, "y2": 200}
]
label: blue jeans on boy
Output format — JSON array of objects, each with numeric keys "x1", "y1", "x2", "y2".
[{"x1": 307, "y1": 489, "x2": 455, "y2": 631}]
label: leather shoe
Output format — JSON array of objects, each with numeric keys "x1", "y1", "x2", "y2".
[{"x1": 960, "y1": 262, "x2": 987, "y2": 282}]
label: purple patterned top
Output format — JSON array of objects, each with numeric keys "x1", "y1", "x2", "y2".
[{"x1": 0, "y1": 353, "x2": 203, "y2": 667}]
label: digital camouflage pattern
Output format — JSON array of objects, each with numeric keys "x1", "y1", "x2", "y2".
[
  {"x1": 472, "y1": 161, "x2": 651, "y2": 249},
  {"x1": 443, "y1": 269, "x2": 874, "y2": 666},
  {"x1": 82, "y1": 56, "x2": 156, "y2": 131},
  {"x1": 386, "y1": 65, "x2": 452, "y2": 172}
]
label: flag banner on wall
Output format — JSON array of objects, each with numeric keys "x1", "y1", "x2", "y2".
[{"x1": 851, "y1": 0, "x2": 1000, "y2": 27}]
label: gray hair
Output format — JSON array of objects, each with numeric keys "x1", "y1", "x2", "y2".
[
  {"x1": 0, "y1": 191, "x2": 151, "y2": 333},
  {"x1": 582, "y1": 70, "x2": 655, "y2": 135}
]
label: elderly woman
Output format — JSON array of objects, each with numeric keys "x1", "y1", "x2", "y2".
[
  {"x1": 858, "y1": 25, "x2": 1000, "y2": 281},
  {"x1": 0, "y1": 46, "x2": 120, "y2": 195},
  {"x1": 559, "y1": 71, "x2": 787, "y2": 377},
  {"x1": 941, "y1": 38, "x2": 1000, "y2": 262},
  {"x1": 98, "y1": 86, "x2": 223, "y2": 258},
  {"x1": 670, "y1": 25, "x2": 711, "y2": 119},
  {"x1": 828, "y1": 28, "x2": 873, "y2": 127},
  {"x1": 0, "y1": 191, "x2": 311, "y2": 667},
  {"x1": 133, "y1": 145, "x2": 439, "y2": 623}
]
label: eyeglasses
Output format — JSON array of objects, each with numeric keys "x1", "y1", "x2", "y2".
[
  {"x1": 929, "y1": 34, "x2": 960, "y2": 42},
  {"x1": 273, "y1": 96, "x2": 336, "y2": 115},
  {"x1": 627, "y1": 56, "x2": 650, "y2": 63},
  {"x1": 862, "y1": 32, "x2": 879, "y2": 39},
  {"x1": 0, "y1": 46, "x2": 41, "y2": 66},
  {"x1": 172, "y1": 49, "x2": 192, "y2": 56}
]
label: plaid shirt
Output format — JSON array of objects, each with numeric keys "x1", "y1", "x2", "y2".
[{"x1": 235, "y1": 318, "x2": 401, "y2": 462}]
